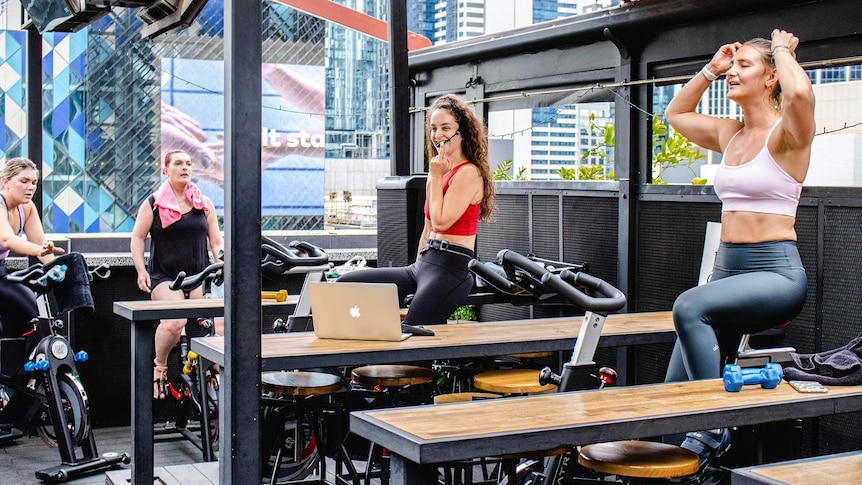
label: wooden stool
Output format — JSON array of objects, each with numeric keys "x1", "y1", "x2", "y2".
[
  {"x1": 472, "y1": 369, "x2": 557, "y2": 395},
  {"x1": 434, "y1": 392, "x2": 501, "y2": 484},
  {"x1": 578, "y1": 441, "x2": 700, "y2": 480},
  {"x1": 508, "y1": 351, "x2": 553, "y2": 360},
  {"x1": 260, "y1": 371, "x2": 353, "y2": 485},
  {"x1": 261, "y1": 370, "x2": 343, "y2": 396},
  {"x1": 351, "y1": 364, "x2": 434, "y2": 388},
  {"x1": 351, "y1": 365, "x2": 434, "y2": 485},
  {"x1": 433, "y1": 391, "x2": 500, "y2": 405}
]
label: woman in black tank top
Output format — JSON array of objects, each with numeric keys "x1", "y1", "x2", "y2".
[{"x1": 130, "y1": 150, "x2": 223, "y2": 399}]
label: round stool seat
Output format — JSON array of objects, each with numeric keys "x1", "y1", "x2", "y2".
[
  {"x1": 578, "y1": 441, "x2": 700, "y2": 479},
  {"x1": 473, "y1": 369, "x2": 557, "y2": 395},
  {"x1": 261, "y1": 371, "x2": 343, "y2": 396},
  {"x1": 501, "y1": 446, "x2": 568, "y2": 460},
  {"x1": 351, "y1": 365, "x2": 434, "y2": 388},
  {"x1": 508, "y1": 351, "x2": 553, "y2": 359},
  {"x1": 433, "y1": 392, "x2": 501, "y2": 404}
]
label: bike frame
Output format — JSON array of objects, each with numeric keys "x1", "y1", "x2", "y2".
[{"x1": 1, "y1": 261, "x2": 129, "y2": 482}]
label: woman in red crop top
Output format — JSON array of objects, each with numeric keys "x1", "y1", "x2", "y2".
[
  {"x1": 661, "y1": 30, "x2": 815, "y2": 468},
  {"x1": 338, "y1": 94, "x2": 494, "y2": 326}
]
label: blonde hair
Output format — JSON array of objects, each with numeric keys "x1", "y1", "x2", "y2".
[
  {"x1": 1, "y1": 157, "x2": 39, "y2": 182},
  {"x1": 743, "y1": 37, "x2": 783, "y2": 110}
]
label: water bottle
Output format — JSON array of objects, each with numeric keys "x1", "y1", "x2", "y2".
[
  {"x1": 35, "y1": 264, "x2": 67, "y2": 286},
  {"x1": 210, "y1": 281, "x2": 224, "y2": 298},
  {"x1": 47, "y1": 264, "x2": 67, "y2": 282}
]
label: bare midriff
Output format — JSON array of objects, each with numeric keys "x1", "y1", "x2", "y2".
[{"x1": 720, "y1": 211, "x2": 797, "y2": 243}]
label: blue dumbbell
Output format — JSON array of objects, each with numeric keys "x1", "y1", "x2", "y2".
[{"x1": 723, "y1": 363, "x2": 784, "y2": 392}]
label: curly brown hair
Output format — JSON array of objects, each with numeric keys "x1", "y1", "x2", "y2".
[{"x1": 424, "y1": 94, "x2": 495, "y2": 221}]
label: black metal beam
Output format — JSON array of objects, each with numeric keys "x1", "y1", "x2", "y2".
[
  {"x1": 388, "y1": 0, "x2": 410, "y2": 176},
  {"x1": 408, "y1": 0, "x2": 820, "y2": 70},
  {"x1": 27, "y1": 30, "x2": 42, "y2": 215},
  {"x1": 222, "y1": 0, "x2": 262, "y2": 481}
]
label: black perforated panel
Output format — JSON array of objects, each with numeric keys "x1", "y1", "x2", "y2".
[
  {"x1": 476, "y1": 194, "x2": 530, "y2": 321},
  {"x1": 377, "y1": 190, "x2": 411, "y2": 268},
  {"x1": 476, "y1": 193, "x2": 530, "y2": 261},
  {"x1": 636, "y1": 201, "x2": 721, "y2": 312},
  {"x1": 562, "y1": 196, "x2": 619, "y2": 287},
  {"x1": 821, "y1": 206, "x2": 862, "y2": 350},
  {"x1": 532, "y1": 195, "x2": 560, "y2": 260},
  {"x1": 788, "y1": 205, "x2": 818, "y2": 355}
]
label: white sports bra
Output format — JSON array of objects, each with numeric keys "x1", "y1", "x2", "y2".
[{"x1": 713, "y1": 119, "x2": 802, "y2": 217}]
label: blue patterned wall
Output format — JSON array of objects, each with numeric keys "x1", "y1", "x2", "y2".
[{"x1": 0, "y1": 31, "x2": 27, "y2": 162}]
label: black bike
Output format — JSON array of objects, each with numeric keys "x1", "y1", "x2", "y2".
[
  {"x1": 470, "y1": 250, "x2": 627, "y2": 484},
  {"x1": 0, "y1": 258, "x2": 129, "y2": 483}
]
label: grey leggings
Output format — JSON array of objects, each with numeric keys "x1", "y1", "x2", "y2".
[{"x1": 665, "y1": 240, "x2": 807, "y2": 382}]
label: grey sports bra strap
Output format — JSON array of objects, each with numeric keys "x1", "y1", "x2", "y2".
[{"x1": 0, "y1": 193, "x2": 25, "y2": 235}]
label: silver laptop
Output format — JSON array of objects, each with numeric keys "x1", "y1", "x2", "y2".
[{"x1": 309, "y1": 282, "x2": 411, "y2": 341}]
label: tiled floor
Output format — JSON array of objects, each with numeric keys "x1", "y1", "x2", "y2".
[
  {"x1": 0, "y1": 424, "x2": 389, "y2": 485},
  {"x1": 0, "y1": 425, "x2": 204, "y2": 485}
]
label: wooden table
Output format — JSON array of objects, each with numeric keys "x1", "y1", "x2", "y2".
[
  {"x1": 113, "y1": 297, "x2": 297, "y2": 485},
  {"x1": 190, "y1": 311, "x2": 676, "y2": 371},
  {"x1": 731, "y1": 450, "x2": 862, "y2": 484},
  {"x1": 349, "y1": 379, "x2": 862, "y2": 485},
  {"x1": 117, "y1": 306, "x2": 673, "y2": 485}
]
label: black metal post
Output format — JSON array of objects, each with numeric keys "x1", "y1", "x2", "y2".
[
  {"x1": 223, "y1": 0, "x2": 263, "y2": 481},
  {"x1": 388, "y1": 0, "x2": 410, "y2": 176},
  {"x1": 26, "y1": 29, "x2": 43, "y2": 213}
]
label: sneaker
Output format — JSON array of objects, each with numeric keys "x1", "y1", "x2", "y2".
[{"x1": 680, "y1": 428, "x2": 732, "y2": 468}]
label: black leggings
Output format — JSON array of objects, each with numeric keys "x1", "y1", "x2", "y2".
[
  {"x1": 665, "y1": 240, "x2": 807, "y2": 382},
  {"x1": 0, "y1": 261, "x2": 39, "y2": 374},
  {"x1": 0, "y1": 260, "x2": 38, "y2": 338},
  {"x1": 336, "y1": 246, "x2": 474, "y2": 325}
]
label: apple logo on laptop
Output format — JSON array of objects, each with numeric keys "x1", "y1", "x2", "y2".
[{"x1": 349, "y1": 305, "x2": 361, "y2": 318}]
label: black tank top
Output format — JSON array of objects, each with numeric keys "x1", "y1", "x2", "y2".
[{"x1": 147, "y1": 195, "x2": 209, "y2": 284}]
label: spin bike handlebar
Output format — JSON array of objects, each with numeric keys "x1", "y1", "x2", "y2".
[
  {"x1": 8, "y1": 260, "x2": 111, "y2": 292},
  {"x1": 469, "y1": 249, "x2": 589, "y2": 303},
  {"x1": 540, "y1": 269, "x2": 626, "y2": 313},
  {"x1": 261, "y1": 236, "x2": 329, "y2": 276},
  {"x1": 6, "y1": 263, "x2": 47, "y2": 287},
  {"x1": 170, "y1": 261, "x2": 224, "y2": 291}
]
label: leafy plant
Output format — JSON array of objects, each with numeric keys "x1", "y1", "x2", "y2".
[
  {"x1": 651, "y1": 116, "x2": 704, "y2": 184},
  {"x1": 578, "y1": 112, "x2": 705, "y2": 184},
  {"x1": 449, "y1": 304, "x2": 477, "y2": 321},
  {"x1": 558, "y1": 165, "x2": 606, "y2": 181},
  {"x1": 493, "y1": 159, "x2": 527, "y2": 181},
  {"x1": 582, "y1": 113, "x2": 614, "y2": 163}
]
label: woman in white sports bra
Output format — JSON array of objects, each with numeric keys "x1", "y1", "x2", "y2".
[{"x1": 662, "y1": 30, "x2": 815, "y2": 468}]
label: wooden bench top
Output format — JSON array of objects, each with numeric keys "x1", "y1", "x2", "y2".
[
  {"x1": 191, "y1": 311, "x2": 676, "y2": 369},
  {"x1": 731, "y1": 450, "x2": 862, "y2": 485},
  {"x1": 350, "y1": 379, "x2": 862, "y2": 466},
  {"x1": 113, "y1": 296, "x2": 298, "y2": 321}
]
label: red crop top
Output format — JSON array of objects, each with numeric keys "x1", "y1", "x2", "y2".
[{"x1": 424, "y1": 162, "x2": 481, "y2": 236}]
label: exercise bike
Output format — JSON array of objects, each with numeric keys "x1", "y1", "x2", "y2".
[
  {"x1": 468, "y1": 249, "x2": 628, "y2": 484},
  {"x1": 467, "y1": 250, "x2": 587, "y2": 307},
  {"x1": 426, "y1": 250, "x2": 590, "y2": 396},
  {"x1": 174, "y1": 238, "x2": 351, "y2": 483},
  {"x1": 152, "y1": 259, "x2": 226, "y2": 462},
  {"x1": 0, "y1": 259, "x2": 130, "y2": 483}
]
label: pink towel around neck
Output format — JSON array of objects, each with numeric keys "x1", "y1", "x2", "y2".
[{"x1": 152, "y1": 181, "x2": 208, "y2": 228}]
